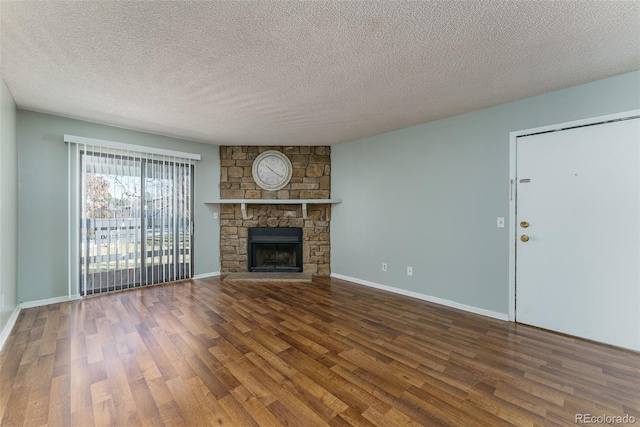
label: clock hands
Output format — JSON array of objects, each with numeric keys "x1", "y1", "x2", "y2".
[{"x1": 264, "y1": 164, "x2": 284, "y2": 179}]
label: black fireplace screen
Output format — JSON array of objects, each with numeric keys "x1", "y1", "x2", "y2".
[{"x1": 247, "y1": 227, "x2": 303, "y2": 273}]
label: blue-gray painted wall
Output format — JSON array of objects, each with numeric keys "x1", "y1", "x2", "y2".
[
  {"x1": 0, "y1": 78, "x2": 18, "y2": 334},
  {"x1": 331, "y1": 71, "x2": 640, "y2": 314},
  {"x1": 16, "y1": 111, "x2": 220, "y2": 303},
  {"x1": 11, "y1": 71, "x2": 640, "y2": 311}
]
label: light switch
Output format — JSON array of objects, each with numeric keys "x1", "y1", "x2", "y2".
[
  {"x1": 497, "y1": 217, "x2": 505, "y2": 228},
  {"x1": 214, "y1": 212, "x2": 219, "y2": 219}
]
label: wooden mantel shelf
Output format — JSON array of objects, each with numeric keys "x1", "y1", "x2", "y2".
[{"x1": 204, "y1": 199, "x2": 342, "y2": 220}]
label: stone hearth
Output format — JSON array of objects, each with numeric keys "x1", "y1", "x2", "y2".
[
  {"x1": 219, "y1": 146, "x2": 331, "y2": 275},
  {"x1": 222, "y1": 272, "x2": 314, "y2": 283}
]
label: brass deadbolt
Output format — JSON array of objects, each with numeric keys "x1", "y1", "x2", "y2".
[
  {"x1": 520, "y1": 221, "x2": 529, "y2": 228},
  {"x1": 520, "y1": 235, "x2": 530, "y2": 242}
]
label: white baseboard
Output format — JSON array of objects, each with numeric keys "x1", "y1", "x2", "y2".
[
  {"x1": 193, "y1": 271, "x2": 220, "y2": 280},
  {"x1": 20, "y1": 294, "x2": 82, "y2": 309},
  {"x1": 330, "y1": 273, "x2": 508, "y2": 321},
  {"x1": 0, "y1": 305, "x2": 21, "y2": 353},
  {"x1": 3, "y1": 294, "x2": 83, "y2": 351}
]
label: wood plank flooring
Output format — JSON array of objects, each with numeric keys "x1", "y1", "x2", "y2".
[{"x1": 1, "y1": 276, "x2": 639, "y2": 426}]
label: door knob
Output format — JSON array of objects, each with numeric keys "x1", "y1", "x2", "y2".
[
  {"x1": 520, "y1": 221, "x2": 529, "y2": 228},
  {"x1": 520, "y1": 235, "x2": 530, "y2": 242}
]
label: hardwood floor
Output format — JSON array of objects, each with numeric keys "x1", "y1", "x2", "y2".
[{"x1": 1, "y1": 276, "x2": 639, "y2": 426}]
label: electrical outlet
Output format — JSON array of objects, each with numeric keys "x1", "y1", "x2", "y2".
[
  {"x1": 407, "y1": 266, "x2": 413, "y2": 276},
  {"x1": 382, "y1": 263, "x2": 387, "y2": 272}
]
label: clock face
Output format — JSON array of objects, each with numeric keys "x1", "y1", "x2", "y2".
[{"x1": 252, "y1": 151, "x2": 293, "y2": 191}]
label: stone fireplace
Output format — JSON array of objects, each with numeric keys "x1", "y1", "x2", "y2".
[{"x1": 219, "y1": 146, "x2": 331, "y2": 275}]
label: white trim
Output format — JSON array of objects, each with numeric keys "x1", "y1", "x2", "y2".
[
  {"x1": 331, "y1": 273, "x2": 508, "y2": 321},
  {"x1": 508, "y1": 109, "x2": 640, "y2": 321},
  {"x1": 508, "y1": 132, "x2": 517, "y2": 321},
  {"x1": 67, "y1": 142, "x2": 71, "y2": 298},
  {"x1": 205, "y1": 199, "x2": 342, "y2": 220},
  {"x1": 19, "y1": 294, "x2": 81, "y2": 309},
  {"x1": 74, "y1": 143, "x2": 81, "y2": 297},
  {"x1": 64, "y1": 134, "x2": 201, "y2": 160},
  {"x1": 193, "y1": 271, "x2": 220, "y2": 280},
  {"x1": 205, "y1": 199, "x2": 342, "y2": 204},
  {"x1": 0, "y1": 306, "x2": 21, "y2": 353},
  {"x1": 509, "y1": 110, "x2": 640, "y2": 140}
]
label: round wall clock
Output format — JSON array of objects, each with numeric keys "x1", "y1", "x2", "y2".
[{"x1": 252, "y1": 150, "x2": 293, "y2": 191}]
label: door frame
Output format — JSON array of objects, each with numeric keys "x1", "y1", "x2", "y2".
[{"x1": 507, "y1": 109, "x2": 640, "y2": 321}]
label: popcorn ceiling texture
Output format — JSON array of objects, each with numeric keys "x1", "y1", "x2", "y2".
[
  {"x1": 219, "y1": 146, "x2": 331, "y2": 275},
  {"x1": 1, "y1": 1, "x2": 639, "y2": 146}
]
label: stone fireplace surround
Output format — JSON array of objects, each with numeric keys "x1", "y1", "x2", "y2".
[{"x1": 219, "y1": 146, "x2": 331, "y2": 275}]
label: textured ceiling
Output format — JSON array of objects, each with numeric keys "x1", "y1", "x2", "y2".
[{"x1": 1, "y1": 1, "x2": 639, "y2": 146}]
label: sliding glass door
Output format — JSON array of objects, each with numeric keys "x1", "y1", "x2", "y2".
[
  {"x1": 144, "y1": 158, "x2": 192, "y2": 286},
  {"x1": 79, "y1": 148, "x2": 193, "y2": 295}
]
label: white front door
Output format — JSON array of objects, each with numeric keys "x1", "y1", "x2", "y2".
[{"x1": 515, "y1": 117, "x2": 640, "y2": 351}]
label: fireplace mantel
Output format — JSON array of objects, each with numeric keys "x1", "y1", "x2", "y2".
[{"x1": 205, "y1": 199, "x2": 342, "y2": 220}]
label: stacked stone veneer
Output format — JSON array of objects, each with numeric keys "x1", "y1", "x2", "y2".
[{"x1": 219, "y1": 146, "x2": 331, "y2": 275}]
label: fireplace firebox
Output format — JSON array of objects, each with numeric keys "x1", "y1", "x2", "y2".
[{"x1": 247, "y1": 227, "x2": 303, "y2": 273}]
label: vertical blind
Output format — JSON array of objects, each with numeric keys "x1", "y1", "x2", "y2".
[{"x1": 66, "y1": 135, "x2": 199, "y2": 296}]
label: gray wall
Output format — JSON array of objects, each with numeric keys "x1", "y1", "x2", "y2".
[
  {"x1": 17, "y1": 111, "x2": 220, "y2": 303},
  {"x1": 0, "y1": 78, "x2": 18, "y2": 335},
  {"x1": 331, "y1": 70, "x2": 640, "y2": 315}
]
